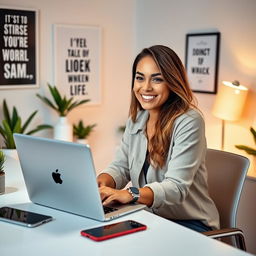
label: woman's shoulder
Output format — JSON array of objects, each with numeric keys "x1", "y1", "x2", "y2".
[{"x1": 174, "y1": 108, "x2": 204, "y2": 128}]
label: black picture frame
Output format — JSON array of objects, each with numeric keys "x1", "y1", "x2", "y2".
[
  {"x1": 0, "y1": 6, "x2": 39, "y2": 89},
  {"x1": 185, "y1": 32, "x2": 220, "y2": 94}
]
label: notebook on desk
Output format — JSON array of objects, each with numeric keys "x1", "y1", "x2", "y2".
[{"x1": 13, "y1": 134, "x2": 146, "y2": 221}]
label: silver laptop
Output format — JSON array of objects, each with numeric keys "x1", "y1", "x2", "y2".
[{"x1": 13, "y1": 134, "x2": 146, "y2": 221}]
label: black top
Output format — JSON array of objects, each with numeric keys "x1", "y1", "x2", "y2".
[{"x1": 142, "y1": 151, "x2": 150, "y2": 183}]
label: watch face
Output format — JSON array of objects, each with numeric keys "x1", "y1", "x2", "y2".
[{"x1": 130, "y1": 187, "x2": 139, "y2": 195}]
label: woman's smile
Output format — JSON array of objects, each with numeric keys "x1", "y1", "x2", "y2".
[{"x1": 141, "y1": 94, "x2": 157, "y2": 101}]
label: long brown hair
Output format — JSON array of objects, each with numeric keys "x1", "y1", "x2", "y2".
[{"x1": 129, "y1": 45, "x2": 197, "y2": 169}]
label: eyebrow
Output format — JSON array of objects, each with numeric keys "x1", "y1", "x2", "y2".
[{"x1": 136, "y1": 71, "x2": 162, "y2": 77}]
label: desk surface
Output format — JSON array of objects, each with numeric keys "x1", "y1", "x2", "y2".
[{"x1": 0, "y1": 155, "x2": 253, "y2": 256}]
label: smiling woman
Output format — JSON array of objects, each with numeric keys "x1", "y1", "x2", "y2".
[{"x1": 97, "y1": 45, "x2": 220, "y2": 233}]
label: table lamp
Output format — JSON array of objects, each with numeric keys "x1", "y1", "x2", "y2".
[{"x1": 212, "y1": 80, "x2": 248, "y2": 150}]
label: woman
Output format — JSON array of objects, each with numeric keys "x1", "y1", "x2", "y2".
[{"x1": 97, "y1": 45, "x2": 219, "y2": 232}]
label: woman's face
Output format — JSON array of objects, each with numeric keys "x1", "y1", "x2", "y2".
[{"x1": 133, "y1": 56, "x2": 170, "y2": 114}]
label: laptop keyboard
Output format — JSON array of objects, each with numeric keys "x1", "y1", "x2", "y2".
[{"x1": 103, "y1": 206, "x2": 118, "y2": 214}]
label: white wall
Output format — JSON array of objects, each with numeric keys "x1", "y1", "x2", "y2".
[
  {"x1": 136, "y1": 0, "x2": 256, "y2": 176},
  {"x1": 0, "y1": 0, "x2": 135, "y2": 172}
]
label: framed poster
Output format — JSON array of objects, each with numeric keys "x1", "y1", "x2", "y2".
[
  {"x1": 54, "y1": 24, "x2": 101, "y2": 105},
  {"x1": 185, "y1": 32, "x2": 220, "y2": 94},
  {"x1": 0, "y1": 6, "x2": 39, "y2": 89}
]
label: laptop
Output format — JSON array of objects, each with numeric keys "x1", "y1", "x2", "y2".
[{"x1": 13, "y1": 134, "x2": 146, "y2": 221}]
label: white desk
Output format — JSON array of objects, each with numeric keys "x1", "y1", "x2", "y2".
[{"x1": 0, "y1": 156, "x2": 253, "y2": 256}]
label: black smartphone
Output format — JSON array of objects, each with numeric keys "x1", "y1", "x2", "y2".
[
  {"x1": 80, "y1": 220, "x2": 147, "y2": 241},
  {"x1": 0, "y1": 206, "x2": 53, "y2": 227}
]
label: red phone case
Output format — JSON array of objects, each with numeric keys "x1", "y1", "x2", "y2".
[{"x1": 80, "y1": 221, "x2": 147, "y2": 241}]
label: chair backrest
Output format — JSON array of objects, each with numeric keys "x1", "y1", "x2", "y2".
[{"x1": 205, "y1": 149, "x2": 250, "y2": 229}]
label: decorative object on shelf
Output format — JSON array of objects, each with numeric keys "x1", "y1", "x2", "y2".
[
  {"x1": 185, "y1": 32, "x2": 220, "y2": 94},
  {"x1": 73, "y1": 120, "x2": 96, "y2": 144},
  {"x1": 0, "y1": 6, "x2": 39, "y2": 89},
  {"x1": 36, "y1": 84, "x2": 90, "y2": 141},
  {"x1": 0, "y1": 99, "x2": 52, "y2": 150},
  {"x1": 212, "y1": 80, "x2": 248, "y2": 150},
  {"x1": 0, "y1": 150, "x2": 6, "y2": 195}
]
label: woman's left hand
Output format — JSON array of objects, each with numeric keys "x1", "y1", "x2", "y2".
[{"x1": 99, "y1": 186, "x2": 133, "y2": 206}]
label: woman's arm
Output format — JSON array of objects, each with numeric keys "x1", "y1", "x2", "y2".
[
  {"x1": 137, "y1": 187, "x2": 154, "y2": 206},
  {"x1": 99, "y1": 185, "x2": 154, "y2": 207}
]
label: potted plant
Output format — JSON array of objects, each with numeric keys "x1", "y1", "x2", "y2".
[
  {"x1": 0, "y1": 99, "x2": 52, "y2": 157},
  {"x1": 73, "y1": 120, "x2": 96, "y2": 144},
  {"x1": 0, "y1": 150, "x2": 6, "y2": 195},
  {"x1": 118, "y1": 125, "x2": 126, "y2": 134},
  {"x1": 235, "y1": 127, "x2": 256, "y2": 174},
  {"x1": 36, "y1": 84, "x2": 90, "y2": 141}
]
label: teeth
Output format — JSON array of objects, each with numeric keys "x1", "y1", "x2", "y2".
[{"x1": 142, "y1": 95, "x2": 155, "y2": 100}]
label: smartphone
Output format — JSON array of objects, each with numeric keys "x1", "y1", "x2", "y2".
[
  {"x1": 81, "y1": 220, "x2": 147, "y2": 241},
  {"x1": 0, "y1": 206, "x2": 53, "y2": 227}
]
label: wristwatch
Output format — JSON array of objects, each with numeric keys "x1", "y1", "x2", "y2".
[{"x1": 127, "y1": 187, "x2": 140, "y2": 203}]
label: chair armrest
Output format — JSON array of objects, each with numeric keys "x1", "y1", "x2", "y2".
[{"x1": 202, "y1": 228, "x2": 246, "y2": 251}]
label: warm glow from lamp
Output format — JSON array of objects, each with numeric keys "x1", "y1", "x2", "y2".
[
  {"x1": 212, "y1": 80, "x2": 248, "y2": 150},
  {"x1": 212, "y1": 80, "x2": 248, "y2": 121}
]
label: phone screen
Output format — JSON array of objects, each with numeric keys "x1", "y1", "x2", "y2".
[
  {"x1": 81, "y1": 220, "x2": 146, "y2": 241},
  {"x1": 0, "y1": 207, "x2": 53, "y2": 227}
]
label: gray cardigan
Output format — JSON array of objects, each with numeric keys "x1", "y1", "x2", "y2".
[{"x1": 101, "y1": 109, "x2": 220, "y2": 229}]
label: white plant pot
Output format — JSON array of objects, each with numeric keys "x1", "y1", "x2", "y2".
[{"x1": 54, "y1": 117, "x2": 73, "y2": 142}]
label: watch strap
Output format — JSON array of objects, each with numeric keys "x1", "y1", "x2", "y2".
[{"x1": 127, "y1": 187, "x2": 140, "y2": 203}]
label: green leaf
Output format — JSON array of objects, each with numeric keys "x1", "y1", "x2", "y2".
[
  {"x1": 26, "y1": 124, "x2": 53, "y2": 135},
  {"x1": 36, "y1": 94, "x2": 58, "y2": 112},
  {"x1": 64, "y1": 97, "x2": 73, "y2": 112},
  {"x1": 59, "y1": 96, "x2": 68, "y2": 116},
  {"x1": 0, "y1": 150, "x2": 5, "y2": 172},
  {"x1": 11, "y1": 107, "x2": 19, "y2": 130},
  {"x1": 21, "y1": 110, "x2": 38, "y2": 133},
  {"x1": 2, "y1": 120, "x2": 12, "y2": 135},
  {"x1": 2, "y1": 120, "x2": 16, "y2": 149},
  {"x1": 1, "y1": 98, "x2": 52, "y2": 148},
  {"x1": 13, "y1": 117, "x2": 22, "y2": 133},
  {"x1": 250, "y1": 127, "x2": 256, "y2": 145},
  {"x1": 0, "y1": 124, "x2": 7, "y2": 140},
  {"x1": 235, "y1": 145, "x2": 256, "y2": 155},
  {"x1": 68, "y1": 99, "x2": 90, "y2": 112},
  {"x1": 73, "y1": 120, "x2": 96, "y2": 139},
  {"x1": 49, "y1": 84, "x2": 63, "y2": 107},
  {"x1": 37, "y1": 83, "x2": 90, "y2": 116},
  {"x1": 3, "y1": 99, "x2": 11, "y2": 125}
]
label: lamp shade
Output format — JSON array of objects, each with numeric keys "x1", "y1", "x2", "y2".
[{"x1": 212, "y1": 81, "x2": 248, "y2": 121}]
